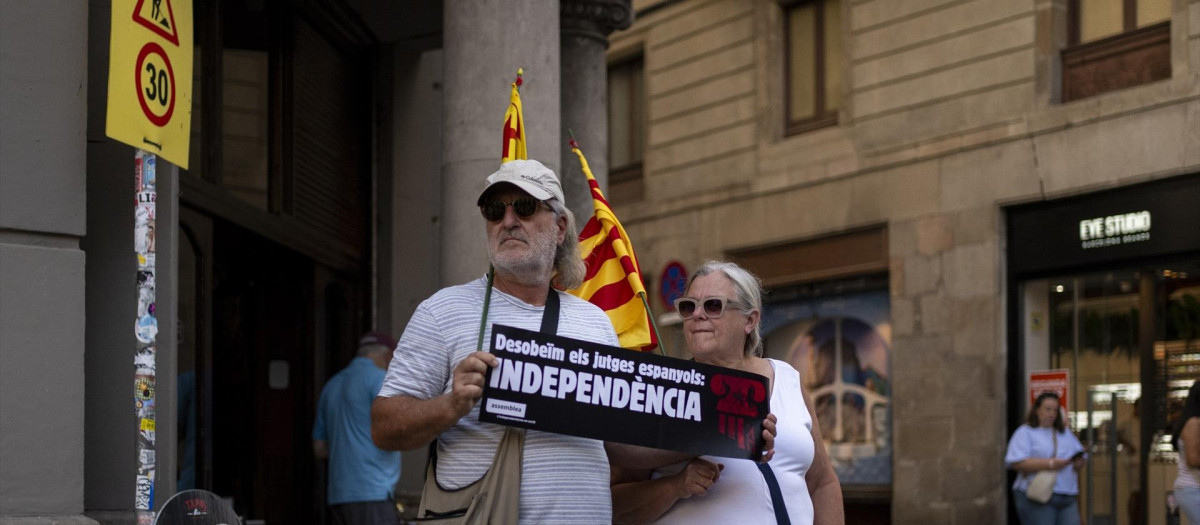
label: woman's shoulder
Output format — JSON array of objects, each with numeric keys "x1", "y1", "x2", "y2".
[
  {"x1": 1012, "y1": 424, "x2": 1037, "y2": 437},
  {"x1": 1006, "y1": 425, "x2": 1043, "y2": 452},
  {"x1": 767, "y1": 358, "x2": 800, "y2": 377},
  {"x1": 766, "y1": 358, "x2": 802, "y2": 388}
]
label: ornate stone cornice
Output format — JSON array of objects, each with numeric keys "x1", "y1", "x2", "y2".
[{"x1": 561, "y1": 0, "x2": 634, "y2": 44}]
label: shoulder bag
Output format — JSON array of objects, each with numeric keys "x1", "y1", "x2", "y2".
[
  {"x1": 1025, "y1": 430, "x2": 1058, "y2": 504},
  {"x1": 415, "y1": 269, "x2": 560, "y2": 523},
  {"x1": 757, "y1": 462, "x2": 792, "y2": 524}
]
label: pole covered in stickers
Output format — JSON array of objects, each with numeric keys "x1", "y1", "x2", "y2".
[
  {"x1": 134, "y1": 151, "x2": 159, "y2": 522},
  {"x1": 106, "y1": 0, "x2": 194, "y2": 518}
]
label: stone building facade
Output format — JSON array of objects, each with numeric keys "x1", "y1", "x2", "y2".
[
  {"x1": 2, "y1": 0, "x2": 1197, "y2": 523},
  {"x1": 1, "y1": 0, "x2": 631, "y2": 522},
  {"x1": 607, "y1": 0, "x2": 1200, "y2": 523}
]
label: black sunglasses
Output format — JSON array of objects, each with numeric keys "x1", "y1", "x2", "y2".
[
  {"x1": 674, "y1": 297, "x2": 745, "y2": 320},
  {"x1": 480, "y1": 197, "x2": 545, "y2": 222}
]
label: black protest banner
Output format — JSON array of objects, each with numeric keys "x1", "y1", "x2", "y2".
[{"x1": 479, "y1": 325, "x2": 769, "y2": 460}]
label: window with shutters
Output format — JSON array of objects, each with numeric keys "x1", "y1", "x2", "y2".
[
  {"x1": 608, "y1": 55, "x2": 645, "y2": 204},
  {"x1": 782, "y1": 0, "x2": 842, "y2": 136},
  {"x1": 184, "y1": 0, "x2": 372, "y2": 267},
  {"x1": 186, "y1": 0, "x2": 272, "y2": 211},
  {"x1": 1062, "y1": 0, "x2": 1171, "y2": 102}
]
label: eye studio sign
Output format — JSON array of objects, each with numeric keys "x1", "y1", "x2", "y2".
[
  {"x1": 1007, "y1": 175, "x2": 1200, "y2": 276},
  {"x1": 1078, "y1": 210, "x2": 1152, "y2": 249}
]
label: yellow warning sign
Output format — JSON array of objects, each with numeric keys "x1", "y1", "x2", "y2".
[
  {"x1": 133, "y1": 0, "x2": 180, "y2": 46},
  {"x1": 106, "y1": 0, "x2": 193, "y2": 169}
]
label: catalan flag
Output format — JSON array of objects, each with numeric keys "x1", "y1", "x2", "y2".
[
  {"x1": 501, "y1": 69, "x2": 527, "y2": 163},
  {"x1": 567, "y1": 141, "x2": 658, "y2": 351}
]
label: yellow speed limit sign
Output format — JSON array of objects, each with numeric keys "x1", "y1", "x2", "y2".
[{"x1": 107, "y1": 0, "x2": 193, "y2": 169}]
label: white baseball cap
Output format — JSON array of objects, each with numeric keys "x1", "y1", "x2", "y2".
[{"x1": 476, "y1": 159, "x2": 566, "y2": 205}]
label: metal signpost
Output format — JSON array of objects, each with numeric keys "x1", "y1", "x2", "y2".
[{"x1": 105, "y1": 0, "x2": 193, "y2": 521}]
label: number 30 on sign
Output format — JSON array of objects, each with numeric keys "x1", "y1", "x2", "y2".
[
  {"x1": 106, "y1": 0, "x2": 193, "y2": 169},
  {"x1": 136, "y1": 43, "x2": 176, "y2": 127}
]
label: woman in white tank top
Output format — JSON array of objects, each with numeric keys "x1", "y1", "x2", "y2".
[{"x1": 609, "y1": 261, "x2": 844, "y2": 525}]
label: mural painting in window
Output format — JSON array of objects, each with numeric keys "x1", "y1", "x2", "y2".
[{"x1": 762, "y1": 289, "x2": 892, "y2": 485}]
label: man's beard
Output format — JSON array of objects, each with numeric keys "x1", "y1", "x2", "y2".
[{"x1": 488, "y1": 225, "x2": 558, "y2": 286}]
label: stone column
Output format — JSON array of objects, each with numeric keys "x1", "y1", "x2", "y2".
[
  {"x1": 0, "y1": 1, "x2": 93, "y2": 522},
  {"x1": 560, "y1": 0, "x2": 632, "y2": 222},
  {"x1": 441, "y1": 0, "x2": 562, "y2": 286}
]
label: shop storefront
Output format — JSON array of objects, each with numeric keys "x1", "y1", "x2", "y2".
[{"x1": 1007, "y1": 174, "x2": 1200, "y2": 525}]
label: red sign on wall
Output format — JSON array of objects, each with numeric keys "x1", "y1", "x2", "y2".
[{"x1": 1029, "y1": 369, "x2": 1070, "y2": 412}]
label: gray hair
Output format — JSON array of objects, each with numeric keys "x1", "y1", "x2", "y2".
[
  {"x1": 686, "y1": 260, "x2": 765, "y2": 357},
  {"x1": 547, "y1": 198, "x2": 586, "y2": 290}
]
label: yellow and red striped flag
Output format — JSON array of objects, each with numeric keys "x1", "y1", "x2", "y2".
[
  {"x1": 567, "y1": 141, "x2": 658, "y2": 351},
  {"x1": 501, "y1": 69, "x2": 527, "y2": 163}
]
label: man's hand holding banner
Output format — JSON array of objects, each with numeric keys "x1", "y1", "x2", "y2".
[{"x1": 479, "y1": 325, "x2": 769, "y2": 460}]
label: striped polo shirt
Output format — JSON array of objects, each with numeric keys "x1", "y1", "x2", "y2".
[{"x1": 379, "y1": 275, "x2": 620, "y2": 523}]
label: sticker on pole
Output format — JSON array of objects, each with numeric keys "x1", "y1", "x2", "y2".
[{"x1": 106, "y1": 0, "x2": 193, "y2": 168}]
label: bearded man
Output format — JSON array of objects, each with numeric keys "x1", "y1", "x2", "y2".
[
  {"x1": 370, "y1": 159, "x2": 616, "y2": 522},
  {"x1": 371, "y1": 160, "x2": 772, "y2": 523}
]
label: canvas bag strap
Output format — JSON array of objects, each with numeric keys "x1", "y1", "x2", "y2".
[
  {"x1": 757, "y1": 463, "x2": 792, "y2": 525},
  {"x1": 540, "y1": 285, "x2": 559, "y2": 334},
  {"x1": 508, "y1": 284, "x2": 557, "y2": 440},
  {"x1": 459, "y1": 285, "x2": 557, "y2": 522},
  {"x1": 467, "y1": 285, "x2": 557, "y2": 461},
  {"x1": 479, "y1": 267, "x2": 558, "y2": 342},
  {"x1": 425, "y1": 268, "x2": 498, "y2": 480},
  {"x1": 476, "y1": 267, "x2": 496, "y2": 352},
  {"x1": 1026, "y1": 429, "x2": 1058, "y2": 483},
  {"x1": 421, "y1": 275, "x2": 558, "y2": 508},
  {"x1": 429, "y1": 273, "x2": 557, "y2": 463}
]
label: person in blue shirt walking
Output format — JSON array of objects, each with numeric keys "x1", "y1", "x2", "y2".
[
  {"x1": 1005, "y1": 392, "x2": 1087, "y2": 525},
  {"x1": 314, "y1": 332, "x2": 402, "y2": 524}
]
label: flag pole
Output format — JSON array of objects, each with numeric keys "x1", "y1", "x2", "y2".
[
  {"x1": 638, "y1": 292, "x2": 667, "y2": 356},
  {"x1": 569, "y1": 128, "x2": 665, "y2": 356}
]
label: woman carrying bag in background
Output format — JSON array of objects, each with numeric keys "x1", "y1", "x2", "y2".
[{"x1": 1006, "y1": 392, "x2": 1086, "y2": 525}]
